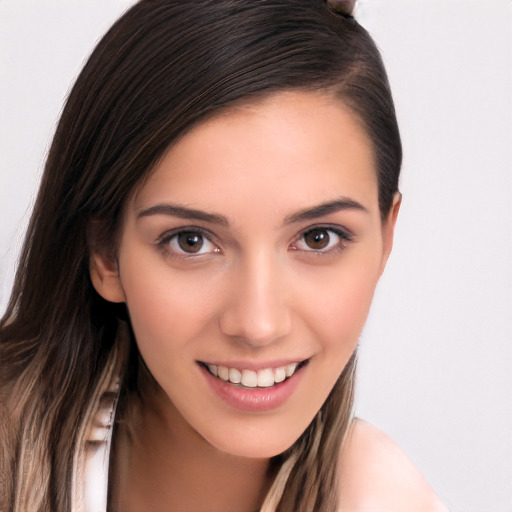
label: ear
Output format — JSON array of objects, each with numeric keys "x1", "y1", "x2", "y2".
[
  {"x1": 88, "y1": 219, "x2": 125, "y2": 303},
  {"x1": 89, "y1": 247, "x2": 126, "y2": 303},
  {"x1": 379, "y1": 192, "x2": 402, "y2": 276}
]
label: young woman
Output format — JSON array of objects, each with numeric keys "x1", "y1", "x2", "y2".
[{"x1": 0, "y1": 1, "x2": 448, "y2": 511}]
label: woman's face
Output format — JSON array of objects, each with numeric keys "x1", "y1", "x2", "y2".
[{"x1": 92, "y1": 91, "x2": 399, "y2": 458}]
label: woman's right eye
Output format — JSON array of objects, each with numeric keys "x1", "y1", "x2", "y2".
[{"x1": 160, "y1": 230, "x2": 220, "y2": 257}]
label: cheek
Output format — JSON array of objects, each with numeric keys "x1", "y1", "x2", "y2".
[
  {"x1": 118, "y1": 258, "x2": 221, "y2": 362},
  {"x1": 297, "y1": 258, "x2": 379, "y2": 403},
  {"x1": 299, "y1": 255, "x2": 381, "y2": 346},
  {"x1": 330, "y1": 273, "x2": 377, "y2": 337}
]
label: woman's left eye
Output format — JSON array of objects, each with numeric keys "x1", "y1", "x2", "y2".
[
  {"x1": 160, "y1": 229, "x2": 219, "y2": 256},
  {"x1": 292, "y1": 227, "x2": 351, "y2": 253}
]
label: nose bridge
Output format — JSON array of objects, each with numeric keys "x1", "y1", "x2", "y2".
[{"x1": 219, "y1": 247, "x2": 291, "y2": 346}]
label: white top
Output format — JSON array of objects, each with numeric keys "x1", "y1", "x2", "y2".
[
  {"x1": 87, "y1": 393, "x2": 117, "y2": 512},
  {"x1": 70, "y1": 336, "x2": 122, "y2": 512},
  {"x1": 72, "y1": 384, "x2": 118, "y2": 512}
]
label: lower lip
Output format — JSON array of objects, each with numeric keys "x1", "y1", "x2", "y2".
[{"x1": 199, "y1": 364, "x2": 305, "y2": 412}]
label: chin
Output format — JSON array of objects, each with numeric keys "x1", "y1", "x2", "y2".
[
  {"x1": 197, "y1": 414, "x2": 314, "y2": 460},
  {"x1": 210, "y1": 434, "x2": 297, "y2": 460}
]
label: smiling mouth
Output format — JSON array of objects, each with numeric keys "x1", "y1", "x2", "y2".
[{"x1": 199, "y1": 360, "x2": 309, "y2": 389}]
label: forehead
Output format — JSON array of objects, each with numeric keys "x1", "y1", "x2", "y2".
[{"x1": 132, "y1": 91, "x2": 378, "y2": 220}]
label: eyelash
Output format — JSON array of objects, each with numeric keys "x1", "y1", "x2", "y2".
[
  {"x1": 156, "y1": 227, "x2": 220, "y2": 259},
  {"x1": 156, "y1": 225, "x2": 353, "y2": 259},
  {"x1": 290, "y1": 226, "x2": 353, "y2": 256}
]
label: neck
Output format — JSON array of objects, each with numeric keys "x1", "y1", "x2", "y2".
[{"x1": 110, "y1": 385, "x2": 275, "y2": 512}]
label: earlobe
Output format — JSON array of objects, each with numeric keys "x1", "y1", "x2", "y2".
[
  {"x1": 379, "y1": 192, "x2": 402, "y2": 276},
  {"x1": 89, "y1": 251, "x2": 126, "y2": 303}
]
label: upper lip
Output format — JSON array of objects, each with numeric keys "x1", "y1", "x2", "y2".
[{"x1": 197, "y1": 358, "x2": 310, "y2": 371}]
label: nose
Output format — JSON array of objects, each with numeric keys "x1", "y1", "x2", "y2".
[{"x1": 218, "y1": 251, "x2": 292, "y2": 347}]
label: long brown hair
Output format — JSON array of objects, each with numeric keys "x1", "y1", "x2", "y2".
[{"x1": 0, "y1": 1, "x2": 401, "y2": 511}]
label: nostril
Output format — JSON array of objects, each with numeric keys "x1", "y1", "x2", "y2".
[{"x1": 218, "y1": 302, "x2": 291, "y2": 347}]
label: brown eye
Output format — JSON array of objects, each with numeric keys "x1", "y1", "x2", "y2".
[
  {"x1": 292, "y1": 227, "x2": 351, "y2": 254},
  {"x1": 163, "y1": 229, "x2": 219, "y2": 258},
  {"x1": 177, "y1": 232, "x2": 204, "y2": 253},
  {"x1": 304, "y1": 228, "x2": 331, "y2": 250}
]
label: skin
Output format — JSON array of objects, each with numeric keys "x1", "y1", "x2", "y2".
[
  {"x1": 339, "y1": 419, "x2": 449, "y2": 511},
  {"x1": 91, "y1": 91, "x2": 445, "y2": 511}
]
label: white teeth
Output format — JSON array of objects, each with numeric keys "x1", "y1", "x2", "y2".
[
  {"x1": 257, "y1": 368, "x2": 275, "y2": 387},
  {"x1": 285, "y1": 363, "x2": 298, "y2": 377},
  {"x1": 274, "y1": 367, "x2": 286, "y2": 383},
  {"x1": 228, "y1": 367, "x2": 241, "y2": 384},
  {"x1": 241, "y1": 369, "x2": 258, "y2": 388},
  {"x1": 206, "y1": 362, "x2": 302, "y2": 387},
  {"x1": 217, "y1": 366, "x2": 229, "y2": 381}
]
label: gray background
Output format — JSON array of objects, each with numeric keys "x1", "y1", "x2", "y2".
[{"x1": 1, "y1": 1, "x2": 511, "y2": 510}]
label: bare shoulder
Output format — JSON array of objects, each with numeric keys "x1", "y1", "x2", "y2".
[{"x1": 337, "y1": 418, "x2": 449, "y2": 512}]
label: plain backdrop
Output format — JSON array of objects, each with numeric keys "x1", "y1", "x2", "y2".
[{"x1": 1, "y1": 1, "x2": 511, "y2": 511}]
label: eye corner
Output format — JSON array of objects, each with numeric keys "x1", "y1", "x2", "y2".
[
  {"x1": 156, "y1": 227, "x2": 222, "y2": 259},
  {"x1": 289, "y1": 225, "x2": 354, "y2": 255}
]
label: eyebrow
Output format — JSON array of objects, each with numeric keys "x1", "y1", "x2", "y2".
[
  {"x1": 137, "y1": 204, "x2": 229, "y2": 226},
  {"x1": 284, "y1": 197, "x2": 368, "y2": 225},
  {"x1": 136, "y1": 197, "x2": 368, "y2": 227}
]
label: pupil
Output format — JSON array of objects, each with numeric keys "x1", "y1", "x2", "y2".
[
  {"x1": 178, "y1": 232, "x2": 203, "y2": 253},
  {"x1": 305, "y1": 229, "x2": 329, "y2": 249}
]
